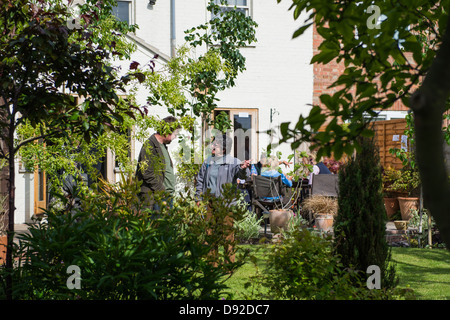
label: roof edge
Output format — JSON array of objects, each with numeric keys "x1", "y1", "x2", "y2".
[{"x1": 125, "y1": 33, "x2": 171, "y2": 63}]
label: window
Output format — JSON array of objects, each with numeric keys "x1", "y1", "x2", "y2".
[
  {"x1": 68, "y1": 95, "x2": 128, "y2": 183},
  {"x1": 363, "y1": 110, "x2": 408, "y2": 121},
  {"x1": 213, "y1": 0, "x2": 251, "y2": 18},
  {"x1": 114, "y1": 127, "x2": 134, "y2": 173},
  {"x1": 210, "y1": 108, "x2": 258, "y2": 162},
  {"x1": 112, "y1": 0, "x2": 133, "y2": 25},
  {"x1": 34, "y1": 140, "x2": 47, "y2": 215}
]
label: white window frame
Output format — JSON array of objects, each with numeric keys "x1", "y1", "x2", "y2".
[
  {"x1": 212, "y1": 0, "x2": 253, "y2": 19},
  {"x1": 363, "y1": 110, "x2": 408, "y2": 121},
  {"x1": 70, "y1": 95, "x2": 133, "y2": 183},
  {"x1": 208, "y1": 108, "x2": 259, "y2": 162},
  {"x1": 112, "y1": 0, "x2": 135, "y2": 26}
]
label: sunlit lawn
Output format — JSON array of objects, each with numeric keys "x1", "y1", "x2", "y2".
[
  {"x1": 225, "y1": 245, "x2": 450, "y2": 300},
  {"x1": 392, "y1": 247, "x2": 450, "y2": 300}
]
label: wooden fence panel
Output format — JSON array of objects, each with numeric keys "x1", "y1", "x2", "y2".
[{"x1": 370, "y1": 119, "x2": 407, "y2": 170}]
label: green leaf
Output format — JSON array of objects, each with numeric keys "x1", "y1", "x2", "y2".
[
  {"x1": 311, "y1": 50, "x2": 337, "y2": 64},
  {"x1": 308, "y1": 106, "x2": 327, "y2": 131},
  {"x1": 360, "y1": 128, "x2": 374, "y2": 138},
  {"x1": 292, "y1": 23, "x2": 313, "y2": 39},
  {"x1": 82, "y1": 121, "x2": 90, "y2": 131},
  {"x1": 390, "y1": 48, "x2": 406, "y2": 65}
]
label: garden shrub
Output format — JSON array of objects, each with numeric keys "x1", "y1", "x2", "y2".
[
  {"x1": 0, "y1": 178, "x2": 247, "y2": 300},
  {"x1": 255, "y1": 228, "x2": 361, "y2": 299},
  {"x1": 281, "y1": 211, "x2": 309, "y2": 238},
  {"x1": 234, "y1": 211, "x2": 262, "y2": 243},
  {"x1": 334, "y1": 137, "x2": 398, "y2": 289},
  {"x1": 234, "y1": 193, "x2": 264, "y2": 243},
  {"x1": 250, "y1": 228, "x2": 413, "y2": 300}
]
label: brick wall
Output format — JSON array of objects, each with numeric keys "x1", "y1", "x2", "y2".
[
  {"x1": 313, "y1": 25, "x2": 346, "y2": 109},
  {"x1": 312, "y1": 24, "x2": 410, "y2": 115}
]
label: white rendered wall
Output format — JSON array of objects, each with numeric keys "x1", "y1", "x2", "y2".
[{"x1": 130, "y1": 0, "x2": 313, "y2": 162}]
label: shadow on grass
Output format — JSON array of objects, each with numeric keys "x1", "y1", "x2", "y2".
[{"x1": 391, "y1": 247, "x2": 450, "y2": 300}]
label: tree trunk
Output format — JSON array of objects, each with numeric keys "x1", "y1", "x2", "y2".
[
  {"x1": 5, "y1": 106, "x2": 15, "y2": 300},
  {"x1": 410, "y1": 6, "x2": 450, "y2": 250},
  {"x1": 5, "y1": 145, "x2": 14, "y2": 300}
]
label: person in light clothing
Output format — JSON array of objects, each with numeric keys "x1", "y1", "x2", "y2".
[{"x1": 260, "y1": 155, "x2": 293, "y2": 200}]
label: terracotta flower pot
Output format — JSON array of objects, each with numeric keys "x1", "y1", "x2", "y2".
[
  {"x1": 397, "y1": 197, "x2": 419, "y2": 221},
  {"x1": 394, "y1": 220, "x2": 408, "y2": 230},
  {"x1": 384, "y1": 197, "x2": 399, "y2": 219},
  {"x1": 269, "y1": 209, "x2": 294, "y2": 234},
  {"x1": 315, "y1": 213, "x2": 334, "y2": 232}
]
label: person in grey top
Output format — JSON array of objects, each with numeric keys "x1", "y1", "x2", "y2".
[{"x1": 195, "y1": 134, "x2": 251, "y2": 202}]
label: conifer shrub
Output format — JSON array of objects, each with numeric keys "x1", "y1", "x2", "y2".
[{"x1": 334, "y1": 137, "x2": 398, "y2": 289}]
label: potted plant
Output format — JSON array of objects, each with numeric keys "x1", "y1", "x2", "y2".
[
  {"x1": 387, "y1": 113, "x2": 421, "y2": 221},
  {"x1": 394, "y1": 220, "x2": 408, "y2": 231},
  {"x1": 386, "y1": 168, "x2": 420, "y2": 221},
  {"x1": 302, "y1": 195, "x2": 338, "y2": 232},
  {"x1": 382, "y1": 167, "x2": 402, "y2": 219}
]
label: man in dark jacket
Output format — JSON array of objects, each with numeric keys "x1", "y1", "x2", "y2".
[{"x1": 135, "y1": 116, "x2": 180, "y2": 209}]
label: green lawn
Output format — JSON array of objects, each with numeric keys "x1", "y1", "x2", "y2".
[
  {"x1": 392, "y1": 247, "x2": 450, "y2": 300},
  {"x1": 225, "y1": 245, "x2": 450, "y2": 300}
]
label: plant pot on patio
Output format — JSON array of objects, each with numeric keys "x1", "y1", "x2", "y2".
[
  {"x1": 394, "y1": 220, "x2": 408, "y2": 231},
  {"x1": 302, "y1": 195, "x2": 338, "y2": 232},
  {"x1": 398, "y1": 197, "x2": 419, "y2": 221},
  {"x1": 384, "y1": 197, "x2": 400, "y2": 219},
  {"x1": 269, "y1": 209, "x2": 293, "y2": 234},
  {"x1": 315, "y1": 213, "x2": 334, "y2": 232}
]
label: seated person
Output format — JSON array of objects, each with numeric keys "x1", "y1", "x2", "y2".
[
  {"x1": 259, "y1": 155, "x2": 293, "y2": 200},
  {"x1": 306, "y1": 154, "x2": 331, "y2": 185},
  {"x1": 252, "y1": 153, "x2": 292, "y2": 176}
]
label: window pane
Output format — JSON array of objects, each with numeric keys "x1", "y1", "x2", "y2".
[
  {"x1": 218, "y1": 0, "x2": 248, "y2": 7},
  {"x1": 213, "y1": 0, "x2": 249, "y2": 19},
  {"x1": 38, "y1": 171, "x2": 44, "y2": 201},
  {"x1": 235, "y1": 7, "x2": 247, "y2": 15},
  {"x1": 234, "y1": 114, "x2": 252, "y2": 131},
  {"x1": 234, "y1": 114, "x2": 252, "y2": 160},
  {"x1": 222, "y1": 0, "x2": 248, "y2": 6},
  {"x1": 112, "y1": 1, "x2": 130, "y2": 24}
]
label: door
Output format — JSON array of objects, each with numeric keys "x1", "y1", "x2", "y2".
[
  {"x1": 34, "y1": 166, "x2": 47, "y2": 216},
  {"x1": 212, "y1": 108, "x2": 259, "y2": 162}
]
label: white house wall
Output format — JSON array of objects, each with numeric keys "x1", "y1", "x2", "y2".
[
  {"x1": 128, "y1": 0, "x2": 313, "y2": 163},
  {"x1": 14, "y1": 162, "x2": 34, "y2": 224},
  {"x1": 211, "y1": 1, "x2": 313, "y2": 161}
]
